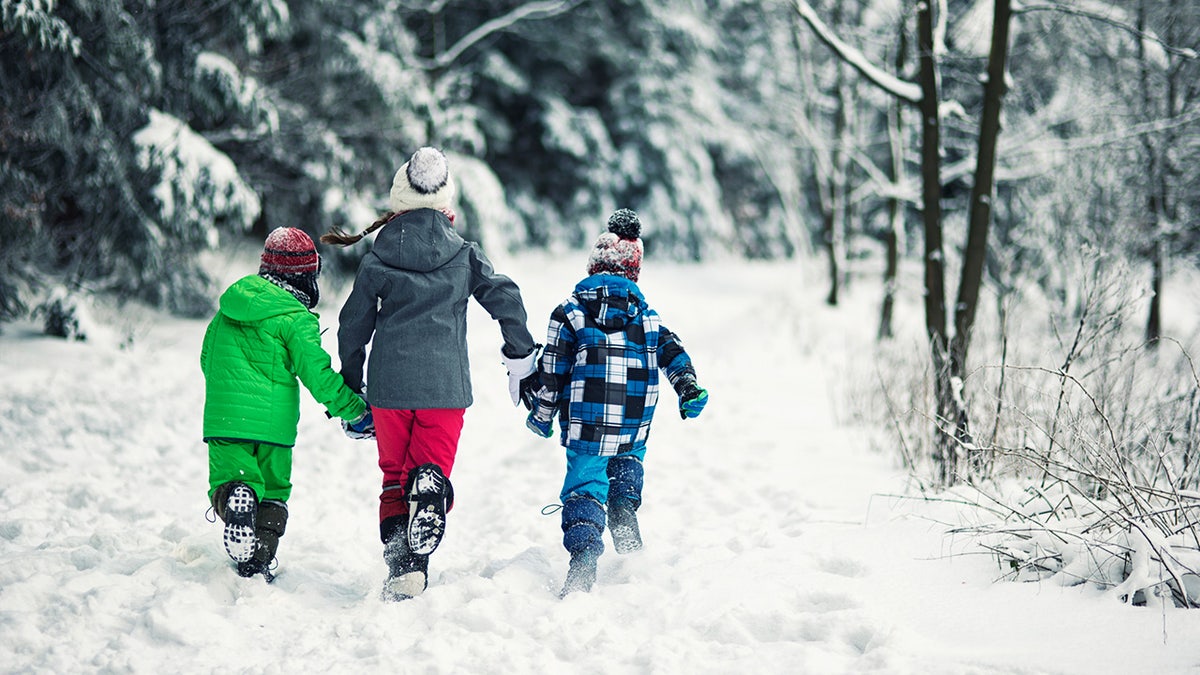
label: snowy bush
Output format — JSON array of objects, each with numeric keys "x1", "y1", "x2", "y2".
[
  {"x1": 855, "y1": 246, "x2": 1200, "y2": 606},
  {"x1": 33, "y1": 287, "x2": 93, "y2": 341},
  {"x1": 951, "y1": 475, "x2": 1200, "y2": 608}
]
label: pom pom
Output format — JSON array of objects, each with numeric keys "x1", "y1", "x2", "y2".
[
  {"x1": 607, "y1": 208, "x2": 641, "y2": 240},
  {"x1": 406, "y1": 147, "x2": 450, "y2": 195}
]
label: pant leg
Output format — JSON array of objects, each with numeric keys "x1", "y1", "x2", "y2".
[
  {"x1": 374, "y1": 407, "x2": 417, "y2": 530},
  {"x1": 208, "y1": 439, "x2": 265, "y2": 505},
  {"x1": 606, "y1": 448, "x2": 646, "y2": 509},
  {"x1": 409, "y1": 408, "x2": 465, "y2": 481},
  {"x1": 560, "y1": 448, "x2": 613, "y2": 505},
  {"x1": 257, "y1": 444, "x2": 294, "y2": 502}
]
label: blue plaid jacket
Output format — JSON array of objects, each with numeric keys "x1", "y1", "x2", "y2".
[{"x1": 530, "y1": 274, "x2": 695, "y2": 456}]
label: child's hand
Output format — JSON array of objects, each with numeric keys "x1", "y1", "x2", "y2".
[
  {"x1": 502, "y1": 347, "x2": 540, "y2": 409},
  {"x1": 526, "y1": 411, "x2": 553, "y2": 438},
  {"x1": 676, "y1": 379, "x2": 709, "y2": 420},
  {"x1": 344, "y1": 409, "x2": 376, "y2": 439},
  {"x1": 517, "y1": 372, "x2": 542, "y2": 411}
]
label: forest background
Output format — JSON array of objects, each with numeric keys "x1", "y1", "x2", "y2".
[{"x1": 4, "y1": 0, "x2": 1200, "y2": 603}]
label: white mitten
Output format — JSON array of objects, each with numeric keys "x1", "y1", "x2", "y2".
[{"x1": 501, "y1": 349, "x2": 537, "y2": 407}]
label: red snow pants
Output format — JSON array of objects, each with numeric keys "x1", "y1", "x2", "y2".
[{"x1": 374, "y1": 407, "x2": 465, "y2": 527}]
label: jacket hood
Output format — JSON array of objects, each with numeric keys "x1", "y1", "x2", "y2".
[
  {"x1": 371, "y1": 209, "x2": 467, "y2": 273},
  {"x1": 573, "y1": 274, "x2": 646, "y2": 330},
  {"x1": 218, "y1": 275, "x2": 308, "y2": 322}
]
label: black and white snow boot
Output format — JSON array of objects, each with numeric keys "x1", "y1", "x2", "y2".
[
  {"x1": 607, "y1": 498, "x2": 643, "y2": 554},
  {"x1": 221, "y1": 482, "x2": 258, "y2": 564},
  {"x1": 235, "y1": 499, "x2": 287, "y2": 582},
  {"x1": 560, "y1": 550, "x2": 598, "y2": 598},
  {"x1": 236, "y1": 555, "x2": 275, "y2": 582},
  {"x1": 405, "y1": 463, "x2": 453, "y2": 556},
  {"x1": 381, "y1": 525, "x2": 429, "y2": 601}
]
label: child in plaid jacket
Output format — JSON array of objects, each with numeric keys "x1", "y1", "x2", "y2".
[{"x1": 524, "y1": 209, "x2": 708, "y2": 597}]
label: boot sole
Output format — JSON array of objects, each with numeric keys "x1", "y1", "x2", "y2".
[
  {"x1": 611, "y1": 524, "x2": 643, "y2": 554},
  {"x1": 407, "y1": 465, "x2": 448, "y2": 556},
  {"x1": 223, "y1": 484, "x2": 258, "y2": 563}
]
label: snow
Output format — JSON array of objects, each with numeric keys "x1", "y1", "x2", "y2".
[
  {"x1": 133, "y1": 109, "x2": 262, "y2": 243},
  {"x1": 3, "y1": 250, "x2": 1200, "y2": 673}
]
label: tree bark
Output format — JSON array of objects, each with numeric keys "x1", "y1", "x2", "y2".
[
  {"x1": 1139, "y1": 0, "x2": 1163, "y2": 345},
  {"x1": 949, "y1": 0, "x2": 1014, "y2": 469},
  {"x1": 825, "y1": 61, "x2": 851, "y2": 306},
  {"x1": 916, "y1": 0, "x2": 956, "y2": 484},
  {"x1": 879, "y1": 13, "x2": 908, "y2": 340}
]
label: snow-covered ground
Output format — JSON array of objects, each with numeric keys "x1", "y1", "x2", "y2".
[{"x1": 2, "y1": 249, "x2": 1199, "y2": 674}]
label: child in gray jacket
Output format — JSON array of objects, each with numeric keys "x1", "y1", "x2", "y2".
[{"x1": 323, "y1": 147, "x2": 536, "y2": 600}]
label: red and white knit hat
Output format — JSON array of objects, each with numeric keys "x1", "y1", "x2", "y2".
[
  {"x1": 587, "y1": 208, "x2": 643, "y2": 282},
  {"x1": 260, "y1": 227, "x2": 320, "y2": 275}
]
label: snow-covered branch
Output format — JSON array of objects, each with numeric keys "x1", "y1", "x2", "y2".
[
  {"x1": 792, "y1": 0, "x2": 922, "y2": 105},
  {"x1": 420, "y1": 0, "x2": 583, "y2": 71}
]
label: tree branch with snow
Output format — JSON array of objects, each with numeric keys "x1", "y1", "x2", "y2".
[{"x1": 792, "y1": 0, "x2": 922, "y2": 105}]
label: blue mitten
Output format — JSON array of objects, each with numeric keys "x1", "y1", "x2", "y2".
[
  {"x1": 675, "y1": 379, "x2": 709, "y2": 420},
  {"x1": 344, "y1": 408, "x2": 375, "y2": 440},
  {"x1": 526, "y1": 410, "x2": 553, "y2": 438}
]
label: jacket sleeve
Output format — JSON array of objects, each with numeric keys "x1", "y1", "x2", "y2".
[
  {"x1": 200, "y1": 318, "x2": 215, "y2": 374},
  {"x1": 531, "y1": 303, "x2": 577, "y2": 418},
  {"x1": 467, "y1": 244, "x2": 536, "y2": 358},
  {"x1": 336, "y1": 256, "x2": 379, "y2": 393},
  {"x1": 657, "y1": 325, "x2": 696, "y2": 390},
  {"x1": 286, "y1": 311, "x2": 368, "y2": 422}
]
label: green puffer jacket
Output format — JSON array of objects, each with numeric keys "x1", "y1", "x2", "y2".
[{"x1": 201, "y1": 274, "x2": 366, "y2": 447}]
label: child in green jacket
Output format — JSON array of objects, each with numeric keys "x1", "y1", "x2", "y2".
[{"x1": 201, "y1": 227, "x2": 373, "y2": 580}]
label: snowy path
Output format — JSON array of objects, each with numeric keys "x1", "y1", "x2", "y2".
[{"x1": 2, "y1": 253, "x2": 1199, "y2": 674}]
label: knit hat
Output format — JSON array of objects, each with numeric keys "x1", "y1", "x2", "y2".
[
  {"x1": 389, "y1": 147, "x2": 457, "y2": 212},
  {"x1": 587, "y1": 208, "x2": 643, "y2": 282},
  {"x1": 260, "y1": 227, "x2": 320, "y2": 275}
]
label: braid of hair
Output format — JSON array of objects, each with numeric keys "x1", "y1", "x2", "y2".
[{"x1": 319, "y1": 212, "x2": 397, "y2": 246}]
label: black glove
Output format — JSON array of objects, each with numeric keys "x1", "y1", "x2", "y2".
[
  {"x1": 517, "y1": 371, "x2": 542, "y2": 411},
  {"x1": 674, "y1": 377, "x2": 709, "y2": 420}
]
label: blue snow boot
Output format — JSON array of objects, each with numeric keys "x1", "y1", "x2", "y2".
[
  {"x1": 406, "y1": 463, "x2": 454, "y2": 556},
  {"x1": 607, "y1": 456, "x2": 644, "y2": 554},
  {"x1": 560, "y1": 495, "x2": 606, "y2": 597}
]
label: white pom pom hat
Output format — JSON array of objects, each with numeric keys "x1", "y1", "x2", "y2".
[{"x1": 389, "y1": 146, "x2": 457, "y2": 212}]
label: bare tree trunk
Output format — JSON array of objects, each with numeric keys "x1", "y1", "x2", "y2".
[
  {"x1": 949, "y1": 0, "x2": 1014, "y2": 471},
  {"x1": 1138, "y1": 0, "x2": 1163, "y2": 345},
  {"x1": 823, "y1": 4, "x2": 852, "y2": 307},
  {"x1": 879, "y1": 13, "x2": 908, "y2": 340},
  {"x1": 916, "y1": 0, "x2": 955, "y2": 484},
  {"x1": 1147, "y1": 240, "x2": 1163, "y2": 342}
]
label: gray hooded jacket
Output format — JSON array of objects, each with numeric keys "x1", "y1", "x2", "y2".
[{"x1": 337, "y1": 209, "x2": 535, "y2": 409}]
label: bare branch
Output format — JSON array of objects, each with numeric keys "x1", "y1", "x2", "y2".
[
  {"x1": 1015, "y1": 2, "x2": 1199, "y2": 60},
  {"x1": 418, "y1": 0, "x2": 583, "y2": 71},
  {"x1": 792, "y1": 0, "x2": 922, "y2": 104}
]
